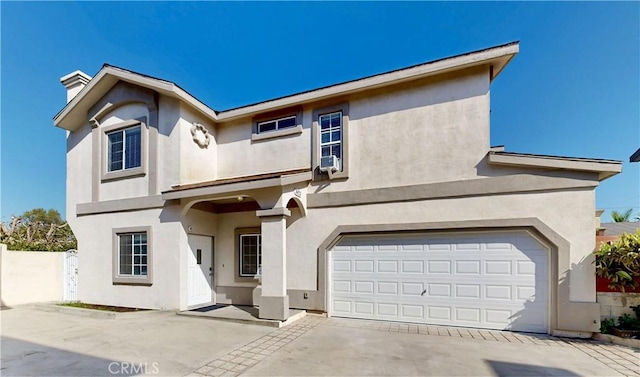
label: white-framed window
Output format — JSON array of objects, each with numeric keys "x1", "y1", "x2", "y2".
[
  {"x1": 107, "y1": 125, "x2": 142, "y2": 172},
  {"x1": 240, "y1": 234, "x2": 262, "y2": 277},
  {"x1": 118, "y1": 232, "x2": 148, "y2": 276},
  {"x1": 257, "y1": 115, "x2": 297, "y2": 134},
  {"x1": 319, "y1": 111, "x2": 342, "y2": 170}
]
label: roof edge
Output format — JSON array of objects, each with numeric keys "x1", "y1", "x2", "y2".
[
  {"x1": 488, "y1": 151, "x2": 622, "y2": 181},
  {"x1": 53, "y1": 65, "x2": 220, "y2": 130},
  {"x1": 54, "y1": 41, "x2": 519, "y2": 130},
  {"x1": 217, "y1": 41, "x2": 519, "y2": 121}
]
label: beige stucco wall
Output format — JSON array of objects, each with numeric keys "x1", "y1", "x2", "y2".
[
  {"x1": 284, "y1": 187, "x2": 596, "y2": 301},
  {"x1": 99, "y1": 103, "x2": 151, "y2": 201},
  {"x1": 214, "y1": 211, "x2": 261, "y2": 289},
  {"x1": 179, "y1": 104, "x2": 218, "y2": 185},
  {"x1": 156, "y1": 95, "x2": 181, "y2": 192},
  {"x1": 66, "y1": 122, "x2": 93, "y2": 229},
  {"x1": 216, "y1": 118, "x2": 311, "y2": 179},
  {"x1": 327, "y1": 68, "x2": 490, "y2": 191},
  {"x1": 0, "y1": 244, "x2": 65, "y2": 306},
  {"x1": 73, "y1": 207, "x2": 183, "y2": 309},
  {"x1": 212, "y1": 67, "x2": 489, "y2": 188}
]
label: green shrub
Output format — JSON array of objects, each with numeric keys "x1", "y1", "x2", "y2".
[
  {"x1": 617, "y1": 313, "x2": 640, "y2": 330},
  {"x1": 600, "y1": 317, "x2": 616, "y2": 334},
  {"x1": 593, "y1": 230, "x2": 640, "y2": 292}
]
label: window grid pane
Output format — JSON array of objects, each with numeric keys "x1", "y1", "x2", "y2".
[
  {"x1": 125, "y1": 127, "x2": 141, "y2": 169},
  {"x1": 108, "y1": 131, "x2": 124, "y2": 172},
  {"x1": 240, "y1": 234, "x2": 262, "y2": 276},
  {"x1": 257, "y1": 115, "x2": 296, "y2": 133},
  {"x1": 107, "y1": 125, "x2": 141, "y2": 172},
  {"x1": 118, "y1": 232, "x2": 147, "y2": 276},
  {"x1": 320, "y1": 112, "x2": 342, "y2": 169}
]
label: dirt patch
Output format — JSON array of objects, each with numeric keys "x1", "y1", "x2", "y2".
[{"x1": 58, "y1": 302, "x2": 149, "y2": 313}]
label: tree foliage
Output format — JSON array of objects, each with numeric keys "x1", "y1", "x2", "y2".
[
  {"x1": 594, "y1": 230, "x2": 640, "y2": 292},
  {"x1": 611, "y1": 209, "x2": 634, "y2": 223},
  {"x1": 0, "y1": 208, "x2": 77, "y2": 251}
]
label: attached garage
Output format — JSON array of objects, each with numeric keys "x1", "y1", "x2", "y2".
[{"x1": 329, "y1": 231, "x2": 550, "y2": 333}]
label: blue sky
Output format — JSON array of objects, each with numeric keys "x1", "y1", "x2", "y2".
[{"x1": 1, "y1": 2, "x2": 639, "y2": 222}]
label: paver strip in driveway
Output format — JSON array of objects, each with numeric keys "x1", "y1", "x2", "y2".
[
  {"x1": 189, "y1": 316, "x2": 640, "y2": 377},
  {"x1": 187, "y1": 315, "x2": 325, "y2": 377}
]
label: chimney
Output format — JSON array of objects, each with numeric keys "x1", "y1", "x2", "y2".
[{"x1": 60, "y1": 70, "x2": 92, "y2": 103}]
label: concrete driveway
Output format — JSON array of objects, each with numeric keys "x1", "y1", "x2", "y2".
[
  {"x1": 2, "y1": 306, "x2": 639, "y2": 376},
  {"x1": 1, "y1": 306, "x2": 272, "y2": 376}
]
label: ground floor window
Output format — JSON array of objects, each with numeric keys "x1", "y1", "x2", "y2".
[
  {"x1": 112, "y1": 226, "x2": 152, "y2": 285},
  {"x1": 240, "y1": 234, "x2": 261, "y2": 277},
  {"x1": 118, "y1": 232, "x2": 148, "y2": 276}
]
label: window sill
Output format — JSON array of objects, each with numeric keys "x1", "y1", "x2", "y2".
[
  {"x1": 234, "y1": 275, "x2": 262, "y2": 284},
  {"x1": 251, "y1": 125, "x2": 302, "y2": 142},
  {"x1": 313, "y1": 169, "x2": 349, "y2": 181},
  {"x1": 112, "y1": 276, "x2": 152, "y2": 285},
  {"x1": 101, "y1": 167, "x2": 146, "y2": 182}
]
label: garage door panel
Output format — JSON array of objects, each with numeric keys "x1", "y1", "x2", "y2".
[
  {"x1": 377, "y1": 260, "x2": 399, "y2": 273},
  {"x1": 428, "y1": 260, "x2": 452, "y2": 273},
  {"x1": 485, "y1": 285, "x2": 513, "y2": 300},
  {"x1": 378, "y1": 281, "x2": 399, "y2": 295},
  {"x1": 455, "y1": 307, "x2": 482, "y2": 322},
  {"x1": 455, "y1": 260, "x2": 481, "y2": 274},
  {"x1": 354, "y1": 281, "x2": 375, "y2": 294},
  {"x1": 330, "y1": 231, "x2": 549, "y2": 333},
  {"x1": 378, "y1": 303, "x2": 399, "y2": 316},
  {"x1": 332, "y1": 260, "x2": 352, "y2": 272},
  {"x1": 455, "y1": 284, "x2": 481, "y2": 299},
  {"x1": 401, "y1": 260, "x2": 425, "y2": 273}
]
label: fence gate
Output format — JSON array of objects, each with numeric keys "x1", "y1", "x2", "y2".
[{"x1": 64, "y1": 250, "x2": 78, "y2": 301}]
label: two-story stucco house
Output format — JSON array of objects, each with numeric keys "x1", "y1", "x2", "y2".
[{"x1": 54, "y1": 42, "x2": 622, "y2": 336}]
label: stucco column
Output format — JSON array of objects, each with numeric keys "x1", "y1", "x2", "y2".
[{"x1": 256, "y1": 207, "x2": 290, "y2": 320}]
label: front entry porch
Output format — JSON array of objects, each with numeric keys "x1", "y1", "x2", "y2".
[
  {"x1": 162, "y1": 168, "x2": 312, "y2": 321},
  {"x1": 177, "y1": 304, "x2": 307, "y2": 328}
]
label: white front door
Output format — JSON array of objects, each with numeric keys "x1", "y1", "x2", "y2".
[{"x1": 187, "y1": 235, "x2": 213, "y2": 307}]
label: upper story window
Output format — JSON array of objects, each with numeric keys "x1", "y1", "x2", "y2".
[
  {"x1": 257, "y1": 115, "x2": 297, "y2": 134},
  {"x1": 319, "y1": 111, "x2": 343, "y2": 170},
  {"x1": 313, "y1": 103, "x2": 349, "y2": 180},
  {"x1": 100, "y1": 118, "x2": 147, "y2": 182},
  {"x1": 107, "y1": 125, "x2": 142, "y2": 172},
  {"x1": 251, "y1": 109, "x2": 303, "y2": 142}
]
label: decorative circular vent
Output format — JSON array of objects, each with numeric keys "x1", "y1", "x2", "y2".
[{"x1": 191, "y1": 122, "x2": 210, "y2": 148}]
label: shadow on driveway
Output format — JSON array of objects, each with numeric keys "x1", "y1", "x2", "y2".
[
  {"x1": 486, "y1": 360, "x2": 580, "y2": 377},
  {"x1": 1, "y1": 336, "x2": 137, "y2": 376}
]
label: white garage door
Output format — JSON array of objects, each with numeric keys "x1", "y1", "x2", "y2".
[{"x1": 329, "y1": 231, "x2": 549, "y2": 333}]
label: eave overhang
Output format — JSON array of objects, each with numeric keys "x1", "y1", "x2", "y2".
[
  {"x1": 215, "y1": 42, "x2": 519, "y2": 122},
  {"x1": 162, "y1": 169, "x2": 312, "y2": 201},
  {"x1": 488, "y1": 151, "x2": 622, "y2": 181},
  {"x1": 53, "y1": 65, "x2": 219, "y2": 131},
  {"x1": 54, "y1": 42, "x2": 519, "y2": 131}
]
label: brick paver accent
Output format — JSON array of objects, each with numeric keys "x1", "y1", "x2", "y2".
[{"x1": 186, "y1": 315, "x2": 324, "y2": 377}]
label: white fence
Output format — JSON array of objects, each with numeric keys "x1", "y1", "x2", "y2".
[{"x1": 0, "y1": 244, "x2": 78, "y2": 307}]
